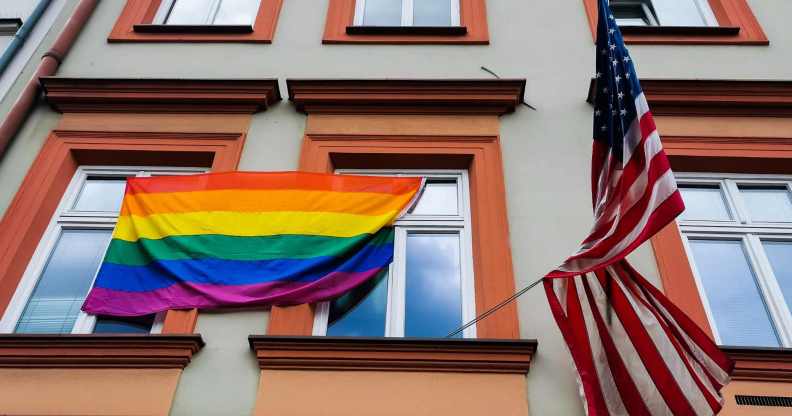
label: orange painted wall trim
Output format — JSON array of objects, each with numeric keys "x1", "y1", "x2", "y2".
[
  {"x1": 109, "y1": 0, "x2": 283, "y2": 43},
  {"x1": 0, "y1": 130, "x2": 244, "y2": 334},
  {"x1": 581, "y1": 0, "x2": 768, "y2": 45},
  {"x1": 268, "y1": 114, "x2": 519, "y2": 339},
  {"x1": 323, "y1": 0, "x2": 489, "y2": 44}
]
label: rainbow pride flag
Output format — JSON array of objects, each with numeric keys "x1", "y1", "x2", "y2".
[{"x1": 82, "y1": 171, "x2": 422, "y2": 317}]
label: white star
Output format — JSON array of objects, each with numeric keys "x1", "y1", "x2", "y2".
[
  {"x1": 625, "y1": 73, "x2": 631, "y2": 79},
  {"x1": 609, "y1": 43, "x2": 616, "y2": 50},
  {"x1": 595, "y1": 109, "x2": 602, "y2": 116},
  {"x1": 609, "y1": 14, "x2": 615, "y2": 20},
  {"x1": 609, "y1": 28, "x2": 615, "y2": 34},
  {"x1": 595, "y1": 72, "x2": 602, "y2": 78},
  {"x1": 620, "y1": 109, "x2": 627, "y2": 116},
  {"x1": 618, "y1": 92, "x2": 624, "y2": 99},
  {"x1": 615, "y1": 75, "x2": 621, "y2": 82},
  {"x1": 612, "y1": 59, "x2": 619, "y2": 66},
  {"x1": 623, "y1": 56, "x2": 631, "y2": 63}
]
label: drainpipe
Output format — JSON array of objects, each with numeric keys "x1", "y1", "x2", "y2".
[
  {"x1": 0, "y1": 0, "x2": 97, "y2": 160},
  {"x1": 0, "y1": 0, "x2": 53, "y2": 75}
]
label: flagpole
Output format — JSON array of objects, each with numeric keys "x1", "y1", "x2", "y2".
[{"x1": 445, "y1": 276, "x2": 544, "y2": 338}]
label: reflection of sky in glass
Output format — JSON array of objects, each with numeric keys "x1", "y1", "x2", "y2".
[
  {"x1": 652, "y1": 0, "x2": 708, "y2": 26},
  {"x1": 363, "y1": 0, "x2": 402, "y2": 26},
  {"x1": 16, "y1": 230, "x2": 111, "y2": 333},
  {"x1": 405, "y1": 233, "x2": 462, "y2": 338},
  {"x1": 411, "y1": 181, "x2": 458, "y2": 216},
  {"x1": 689, "y1": 239, "x2": 779, "y2": 347},
  {"x1": 678, "y1": 186, "x2": 731, "y2": 222},
  {"x1": 327, "y1": 271, "x2": 388, "y2": 337},
  {"x1": 166, "y1": 0, "x2": 214, "y2": 24},
  {"x1": 73, "y1": 178, "x2": 127, "y2": 212},
  {"x1": 740, "y1": 187, "x2": 792, "y2": 223},
  {"x1": 413, "y1": 0, "x2": 452, "y2": 26},
  {"x1": 763, "y1": 241, "x2": 792, "y2": 314},
  {"x1": 214, "y1": 0, "x2": 261, "y2": 25}
]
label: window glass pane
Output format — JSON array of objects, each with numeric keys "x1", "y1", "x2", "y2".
[
  {"x1": 612, "y1": 2, "x2": 656, "y2": 26},
  {"x1": 72, "y1": 177, "x2": 128, "y2": 212},
  {"x1": 413, "y1": 0, "x2": 453, "y2": 26},
  {"x1": 214, "y1": 0, "x2": 261, "y2": 25},
  {"x1": 688, "y1": 239, "x2": 779, "y2": 347},
  {"x1": 405, "y1": 233, "x2": 463, "y2": 338},
  {"x1": 652, "y1": 0, "x2": 710, "y2": 26},
  {"x1": 94, "y1": 314, "x2": 155, "y2": 334},
  {"x1": 410, "y1": 181, "x2": 458, "y2": 216},
  {"x1": 739, "y1": 186, "x2": 792, "y2": 223},
  {"x1": 362, "y1": 0, "x2": 402, "y2": 26},
  {"x1": 678, "y1": 185, "x2": 731, "y2": 222},
  {"x1": 165, "y1": 0, "x2": 214, "y2": 24},
  {"x1": 15, "y1": 230, "x2": 112, "y2": 334},
  {"x1": 326, "y1": 270, "x2": 388, "y2": 337},
  {"x1": 762, "y1": 241, "x2": 792, "y2": 313}
]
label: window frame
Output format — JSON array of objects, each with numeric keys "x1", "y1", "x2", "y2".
[
  {"x1": 581, "y1": 0, "x2": 768, "y2": 45},
  {"x1": 0, "y1": 165, "x2": 206, "y2": 335},
  {"x1": 109, "y1": 0, "x2": 283, "y2": 43},
  {"x1": 153, "y1": 0, "x2": 262, "y2": 26},
  {"x1": 676, "y1": 172, "x2": 792, "y2": 347},
  {"x1": 312, "y1": 169, "x2": 477, "y2": 339},
  {"x1": 352, "y1": 0, "x2": 462, "y2": 27},
  {"x1": 323, "y1": 0, "x2": 489, "y2": 44}
]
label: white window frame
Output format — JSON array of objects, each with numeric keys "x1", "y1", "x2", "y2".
[
  {"x1": 353, "y1": 0, "x2": 461, "y2": 27},
  {"x1": 677, "y1": 172, "x2": 792, "y2": 347},
  {"x1": 0, "y1": 166, "x2": 206, "y2": 334},
  {"x1": 154, "y1": 0, "x2": 260, "y2": 25},
  {"x1": 313, "y1": 169, "x2": 476, "y2": 338},
  {"x1": 611, "y1": 0, "x2": 718, "y2": 27}
]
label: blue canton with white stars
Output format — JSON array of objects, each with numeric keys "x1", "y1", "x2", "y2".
[{"x1": 593, "y1": 0, "x2": 643, "y2": 163}]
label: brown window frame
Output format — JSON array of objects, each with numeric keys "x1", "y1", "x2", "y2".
[
  {"x1": 109, "y1": 0, "x2": 283, "y2": 43},
  {"x1": 581, "y1": 0, "x2": 767, "y2": 45}
]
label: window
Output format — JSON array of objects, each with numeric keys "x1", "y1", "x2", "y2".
[
  {"x1": 353, "y1": 0, "x2": 460, "y2": 27},
  {"x1": 677, "y1": 173, "x2": 792, "y2": 348},
  {"x1": 0, "y1": 166, "x2": 205, "y2": 334},
  {"x1": 109, "y1": 0, "x2": 282, "y2": 43},
  {"x1": 154, "y1": 0, "x2": 262, "y2": 25},
  {"x1": 581, "y1": 0, "x2": 767, "y2": 45},
  {"x1": 312, "y1": 170, "x2": 477, "y2": 338},
  {"x1": 0, "y1": 18, "x2": 22, "y2": 54},
  {"x1": 610, "y1": 0, "x2": 717, "y2": 27}
]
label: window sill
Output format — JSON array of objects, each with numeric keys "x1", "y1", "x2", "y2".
[
  {"x1": 0, "y1": 334, "x2": 204, "y2": 368},
  {"x1": 249, "y1": 336, "x2": 537, "y2": 373},
  {"x1": 723, "y1": 346, "x2": 792, "y2": 382},
  {"x1": 133, "y1": 24, "x2": 254, "y2": 34},
  {"x1": 619, "y1": 25, "x2": 741, "y2": 37},
  {"x1": 345, "y1": 26, "x2": 467, "y2": 36}
]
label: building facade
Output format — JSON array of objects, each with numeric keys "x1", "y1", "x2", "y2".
[{"x1": 0, "y1": 0, "x2": 790, "y2": 415}]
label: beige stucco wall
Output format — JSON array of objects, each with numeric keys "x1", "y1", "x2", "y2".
[
  {"x1": 254, "y1": 370, "x2": 530, "y2": 416},
  {"x1": 0, "y1": 368, "x2": 181, "y2": 415},
  {"x1": 0, "y1": 1, "x2": 789, "y2": 415}
]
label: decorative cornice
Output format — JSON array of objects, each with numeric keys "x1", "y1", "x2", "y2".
[
  {"x1": 0, "y1": 334, "x2": 204, "y2": 369},
  {"x1": 249, "y1": 336, "x2": 537, "y2": 374},
  {"x1": 587, "y1": 79, "x2": 792, "y2": 117},
  {"x1": 722, "y1": 346, "x2": 792, "y2": 382},
  {"x1": 41, "y1": 77, "x2": 281, "y2": 114},
  {"x1": 287, "y1": 79, "x2": 526, "y2": 115}
]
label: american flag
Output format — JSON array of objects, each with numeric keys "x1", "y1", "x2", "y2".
[{"x1": 543, "y1": 1, "x2": 733, "y2": 414}]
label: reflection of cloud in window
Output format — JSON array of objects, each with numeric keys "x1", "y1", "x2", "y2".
[{"x1": 405, "y1": 234, "x2": 463, "y2": 336}]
